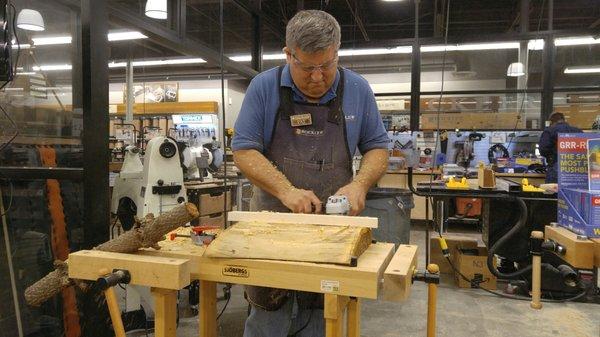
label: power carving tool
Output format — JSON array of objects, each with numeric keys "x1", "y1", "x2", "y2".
[{"x1": 325, "y1": 195, "x2": 350, "y2": 215}]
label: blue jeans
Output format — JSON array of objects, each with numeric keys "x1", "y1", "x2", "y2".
[{"x1": 243, "y1": 294, "x2": 325, "y2": 337}]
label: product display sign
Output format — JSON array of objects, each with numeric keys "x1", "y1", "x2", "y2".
[
  {"x1": 557, "y1": 133, "x2": 599, "y2": 189},
  {"x1": 588, "y1": 138, "x2": 600, "y2": 191}
]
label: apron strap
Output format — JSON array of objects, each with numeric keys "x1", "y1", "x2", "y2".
[
  {"x1": 277, "y1": 66, "x2": 293, "y2": 121},
  {"x1": 328, "y1": 67, "x2": 345, "y2": 124}
]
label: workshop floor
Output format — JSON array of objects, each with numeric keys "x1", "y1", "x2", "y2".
[{"x1": 137, "y1": 227, "x2": 600, "y2": 337}]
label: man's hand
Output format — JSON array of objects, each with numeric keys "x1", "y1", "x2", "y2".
[
  {"x1": 334, "y1": 181, "x2": 368, "y2": 216},
  {"x1": 279, "y1": 188, "x2": 322, "y2": 214}
]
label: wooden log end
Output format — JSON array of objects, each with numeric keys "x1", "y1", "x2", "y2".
[{"x1": 185, "y1": 202, "x2": 199, "y2": 218}]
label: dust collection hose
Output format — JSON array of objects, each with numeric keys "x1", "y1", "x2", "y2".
[{"x1": 406, "y1": 168, "x2": 556, "y2": 280}]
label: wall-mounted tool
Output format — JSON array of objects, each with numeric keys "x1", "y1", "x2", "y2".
[{"x1": 454, "y1": 132, "x2": 485, "y2": 168}]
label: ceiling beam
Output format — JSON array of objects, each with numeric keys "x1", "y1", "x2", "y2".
[
  {"x1": 108, "y1": 3, "x2": 258, "y2": 79},
  {"x1": 344, "y1": 0, "x2": 370, "y2": 42},
  {"x1": 231, "y1": 0, "x2": 286, "y2": 41}
]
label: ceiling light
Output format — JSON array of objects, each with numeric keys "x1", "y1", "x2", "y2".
[
  {"x1": 32, "y1": 64, "x2": 72, "y2": 71},
  {"x1": 11, "y1": 39, "x2": 31, "y2": 49},
  {"x1": 528, "y1": 39, "x2": 545, "y2": 50},
  {"x1": 32, "y1": 36, "x2": 72, "y2": 46},
  {"x1": 108, "y1": 31, "x2": 148, "y2": 42},
  {"x1": 263, "y1": 53, "x2": 286, "y2": 60},
  {"x1": 229, "y1": 55, "x2": 253, "y2": 62},
  {"x1": 108, "y1": 58, "x2": 207, "y2": 68},
  {"x1": 16, "y1": 9, "x2": 45, "y2": 31},
  {"x1": 421, "y1": 42, "x2": 520, "y2": 52},
  {"x1": 564, "y1": 66, "x2": 600, "y2": 74},
  {"x1": 507, "y1": 62, "x2": 525, "y2": 77},
  {"x1": 338, "y1": 46, "x2": 412, "y2": 56},
  {"x1": 29, "y1": 32, "x2": 147, "y2": 46},
  {"x1": 16, "y1": 72, "x2": 37, "y2": 76},
  {"x1": 145, "y1": 0, "x2": 167, "y2": 20},
  {"x1": 382, "y1": 0, "x2": 406, "y2": 1},
  {"x1": 555, "y1": 36, "x2": 600, "y2": 46}
]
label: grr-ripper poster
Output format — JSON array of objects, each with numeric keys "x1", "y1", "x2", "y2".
[
  {"x1": 588, "y1": 138, "x2": 600, "y2": 191},
  {"x1": 557, "y1": 133, "x2": 600, "y2": 189}
]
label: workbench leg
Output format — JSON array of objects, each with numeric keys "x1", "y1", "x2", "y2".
[
  {"x1": 151, "y1": 288, "x2": 177, "y2": 337},
  {"x1": 324, "y1": 294, "x2": 348, "y2": 337},
  {"x1": 346, "y1": 298, "x2": 360, "y2": 337},
  {"x1": 198, "y1": 281, "x2": 217, "y2": 337}
]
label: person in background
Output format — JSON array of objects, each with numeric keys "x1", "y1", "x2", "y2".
[
  {"x1": 539, "y1": 112, "x2": 582, "y2": 183},
  {"x1": 231, "y1": 10, "x2": 389, "y2": 337}
]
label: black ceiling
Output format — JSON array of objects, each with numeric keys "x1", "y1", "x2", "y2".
[{"x1": 105, "y1": 0, "x2": 600, "y2": 79}]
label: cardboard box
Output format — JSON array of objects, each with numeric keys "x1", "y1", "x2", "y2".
[
  {"x1": 557, "y1": 188, "x2": 600, "y2": 238},
  {"x1": 197, "y1": 213, "x2": 225, "y2": 227},
  {"x1": 453, "y1": 247, "x2": 497, "y2": 290},
  {"x1": 198, "y1": 191, "x2": 231, "y2": 216},
  {"x1": 430, "y1": 234, "x2": 479, "y2": 274},
  {"x1": 557, "y1": 133, "x2": 599, "y2": 189}
]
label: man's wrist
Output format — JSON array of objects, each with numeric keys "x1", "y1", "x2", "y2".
[
  {"x1": 274, "y1": 182, "x2": 296, "y2": 199},
  {"x1": 351, "y1": 177, "x2": 371, "y2": 193}
]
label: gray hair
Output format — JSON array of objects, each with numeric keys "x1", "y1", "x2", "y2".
[{"x1": 286, "y1": 10, "x2": 341, "y2": 53}]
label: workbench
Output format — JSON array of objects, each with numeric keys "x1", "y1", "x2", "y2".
[
  {"x1": 414, "y1": 175, "x2": 556, "y2": 266},
  {"x1": 544, "y1": 225, "x2": 600, "y2": 270},
  {"x1": 68, "y1": 231, "x2": 419, "y2": 337},
  {"x1": 378, "y1": 170, "x2": 546, "y2": 220}
]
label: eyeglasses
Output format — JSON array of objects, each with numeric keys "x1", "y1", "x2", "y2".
[{"x1": 290, "y1": 52, "x2": 338, "y2": 73}]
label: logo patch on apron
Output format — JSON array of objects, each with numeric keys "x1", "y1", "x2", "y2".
[
  {"x1": 290, "y1": 113, "x2": 313, "y2": 127},
  {"x1": 295, "y1": 129, "x2": 324, "y2": 136}
]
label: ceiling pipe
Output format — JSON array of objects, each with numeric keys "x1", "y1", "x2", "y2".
[{"x1": 344, "y1": 0, "x2": 370, "y2": 42}]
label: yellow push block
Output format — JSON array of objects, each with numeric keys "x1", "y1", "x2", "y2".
[
  {"x1": 446, "y1": 177, "x2": 469, "y2": 190},
  {"x1": 522, "y1": 178, "x2": 545, "y2": 193}
]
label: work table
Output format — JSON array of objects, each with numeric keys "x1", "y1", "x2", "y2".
[{"x1": 377, "y1": 170, "x2": 546, "y2": 220}]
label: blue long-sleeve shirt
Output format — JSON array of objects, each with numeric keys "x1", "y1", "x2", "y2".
[
  {"x1": 232, "y1": 65, "x2": 389, "y2": 155},
  {"x1": 539, "y1": 121, "x2": 582, "y2": 183}
]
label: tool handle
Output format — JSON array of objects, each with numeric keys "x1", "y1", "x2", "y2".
[
  {"x1": 530, "y1": 231, "x2": 543, "y2": 310},
  {"x1": 426, "y1": 264, "x2": 439, "y2": 337},
  {"x1": 99, "y1": 269, "x2": 126, "y2": 337}
]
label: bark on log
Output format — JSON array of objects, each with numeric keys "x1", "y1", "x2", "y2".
[
  {"x1": 24, "y1": 202, "x2": 199, "y2": 306},
  {"x1": 25, "y1": 260, "x2": 72, "y2": 306}
]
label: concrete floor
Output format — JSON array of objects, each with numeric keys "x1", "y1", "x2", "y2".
[{"x1": 138, "y1": 228, "x2": 600, "y2": 337}]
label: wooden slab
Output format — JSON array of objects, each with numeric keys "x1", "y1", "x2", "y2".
[
  {"x1": 204, "y1": 221, "x2": 372, "y2": 265},
  {"x1": 382, "y1": 245, "x2": 418, "y2": 302},
  {"x1": 68, "y1": 250, "x2": 191, "y2": 290},
  {"x1": 227, "y1": 211, "x2": 378, "y2": 228},
  {"x1": 139, "y1": 239, "x2": 396, "y2": 299},
  {"x1": 544, "y1": 226, "x2": 595, "y2": 270}
]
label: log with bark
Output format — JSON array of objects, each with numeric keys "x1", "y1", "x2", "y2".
[{"x1": 24, "y1": 202, "x2": 199, "y2": 306}]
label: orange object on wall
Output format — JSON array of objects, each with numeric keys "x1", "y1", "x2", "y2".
[
  {"x1": 455, "y1": 198, "x2": 482, "y2": 217},
  {"x1": 38, "y1": 146, "x2": 81, "y2": 337}
]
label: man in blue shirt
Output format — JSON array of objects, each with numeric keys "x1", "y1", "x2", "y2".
[
  {"x1": 232, "y1": 10, "x2": 389, "y2": 337},
  {"x1": 539, "y1": 112, "x2": 582, "y2": 183}
]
